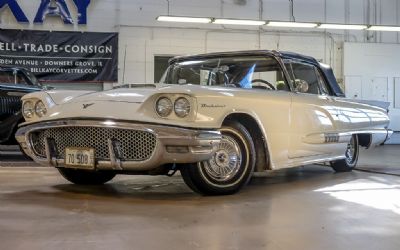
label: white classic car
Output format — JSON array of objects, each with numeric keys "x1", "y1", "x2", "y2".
[{"x1": 16, "y1": 50, "x2": 392, "y2": 195}]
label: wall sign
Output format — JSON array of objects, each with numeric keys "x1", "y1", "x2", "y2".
[
  {"x1": 0, "y1": 29, "x2": 118, "y2": 82},
  {"x1": 0, "y1": 0, "x2": 90, "y2": 24}
]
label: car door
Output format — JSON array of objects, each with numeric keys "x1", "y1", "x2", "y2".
[{"x1": 285, "y1": 60, "x2": 343, "y2": 160}]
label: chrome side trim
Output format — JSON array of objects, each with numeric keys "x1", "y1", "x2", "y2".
[
  {"x1": 303, "y1": 128, "x2": 392, "y2": 145},
  {"x1": 16, "y1": 120, "x2": 222, "y2": 171}
]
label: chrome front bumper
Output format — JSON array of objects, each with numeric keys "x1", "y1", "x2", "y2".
[{"x1": 16, "y1": 120, "x2": 221, "y2": 171}]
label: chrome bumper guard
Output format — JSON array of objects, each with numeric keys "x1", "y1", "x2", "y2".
[
  {"x1": 16, "y1": 120, "x2": 221, "y2": 171},
  {"x1": 384, "y1": 129, "x2": 394, "y2": 144}
]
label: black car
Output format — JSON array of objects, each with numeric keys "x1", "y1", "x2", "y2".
[{"x1": 0, "y1": 67, "x2": 43, "y2": 145}]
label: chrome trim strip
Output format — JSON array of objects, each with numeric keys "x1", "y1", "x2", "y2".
[
  {"x1": 16, "y1": 120, "x2": 221, "y2": 171},
  {"x1": 303, "y1": 128, "x2": 392, "y2": 145}
]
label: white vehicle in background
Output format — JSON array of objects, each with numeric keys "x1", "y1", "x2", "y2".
[{"x1": 16, "y1": 50, "x2": 392, "y2": 195}]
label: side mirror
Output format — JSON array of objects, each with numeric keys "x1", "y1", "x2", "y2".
[
  {"x1": 295, "y1": 79, "x2": 309, "y2": 93},
  {"x1": 178, "y1": 79, "x2": 187, "y2": 85},
  {"x1": 42, "y1": 85, "x2": 55, "y2": 90}
]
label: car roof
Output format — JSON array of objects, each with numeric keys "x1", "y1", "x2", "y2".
[
  {"x1": 169, "y1": 50, "x2": 319, "y2": 65},
  {"x1": 167, "y1": 49, "x2": 344, "y2": 97}
]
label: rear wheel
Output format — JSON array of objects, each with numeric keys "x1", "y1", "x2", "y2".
[
  {"x1": 180, "y1": 121, "x2": 255, "y2": 195},
  {"x1": 58, "y1": 168, "x2": 116, "y2": 185},
  {"x1": 330, "y1": 135, "x2": 359, "y2": 172}
]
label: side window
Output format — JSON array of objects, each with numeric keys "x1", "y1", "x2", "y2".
[
  {"x1": 288, "y1": 61, "x2": 327, "y2": 95},
  {"x1": 290, "y1": 62, "x2": 320, "y2": 94},
  {"x1": 15, "y1": 71, "x2": 28, "y2": 85},
  {"x1": 249, "y1": 57, "x2": 289, "y2": 91},
  {"x1": 0, "y1": 71, "x2": 15, "y2": 85},
  {"x1": 315, "y1": 68, "x2": 330, "y2": 95}
]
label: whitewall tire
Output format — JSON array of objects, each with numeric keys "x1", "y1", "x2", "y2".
[{"x1": 180, "y1": 121, "x2": 256, "y2": 195}]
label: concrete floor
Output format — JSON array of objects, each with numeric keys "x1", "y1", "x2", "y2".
[{"x1": 0, "y1": 146, "x2": 400, "y2": 250}]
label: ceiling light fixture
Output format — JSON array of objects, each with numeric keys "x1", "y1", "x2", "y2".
[
  {"x1": 213, "y1": 18, "x2": 266, "y2": 26},
  {"x1": 367, "y1": 25, "x2": 400, "y2": 31},
  {"x1": 318, "y1": 23, "x2": 367, "y2": 30},
  {"x1": 266, "y1": 21, "x2": 318, "y2": 28},
  {"x1": 156, "y1": 15, "x2": 212, "y2": 23},
  {"x1": 156, "y1": 15, "x2": 400, "y2": 32}
]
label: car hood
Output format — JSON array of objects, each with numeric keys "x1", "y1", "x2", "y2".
[
  {"x1": 22, "y1": 84, "x2": 252, "y2": 127},
  {"x1": 46, "y1": 84, "x2": 243, "y2": 105},
  {"x1": 0, "y1": 83, "x2": 42, "y2": 93},
  {"x1": 45, "y1": 88, "x2": 154, "y2": 105}
]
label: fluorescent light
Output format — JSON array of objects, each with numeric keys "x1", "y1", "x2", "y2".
[
  {"x1": 213, "y1": 19, "x2": 266, "y2": 26},
  {"x1": 318, "y1": 23, "x2": 367, "y2": 30},
  {"x1": 156, "y1": 15, "x2": 211, "y2": 23},
  {"x1": 267, "y1": 21, "x2": 317, "y2": 28},
  {"x1": 368, "y1": 25, "x2": 400, "y2": 31},
  {"x1": 156, "y1": 16, "x2": 400, "y2": 32}
]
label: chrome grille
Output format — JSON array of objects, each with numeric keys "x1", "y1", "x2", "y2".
[
  {"x1": 0, "y1": 97, "x2": 21, "y2": 114},
  {"x1": 30, "y1": 126, "x2": 157, "y2": 161}
]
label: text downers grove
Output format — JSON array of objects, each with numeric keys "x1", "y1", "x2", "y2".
[{"x1": 0, "y1": 29, "x2": 118, "y2": 82}]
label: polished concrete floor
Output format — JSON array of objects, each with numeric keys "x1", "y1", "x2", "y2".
[{"x1": 0, "y1": 145, "x2": 400, "y2": 250}]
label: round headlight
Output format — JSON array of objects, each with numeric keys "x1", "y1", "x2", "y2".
[
  {"x1": 174, "y1": 97, "x2": 191, "y2": 118},
  {"x1": 22, "y1": 101, "x2": 34, "y2": 118},
  {"x1": 156, "y1": 97, "x2": 173, "y2": 117},
  {"x1": 35, "y1": 100, "x2": 47, "y2": 117}
]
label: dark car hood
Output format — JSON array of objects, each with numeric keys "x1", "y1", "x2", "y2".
[{"x1": 0, "y1": 84, "x2": 42, "y2": 92}]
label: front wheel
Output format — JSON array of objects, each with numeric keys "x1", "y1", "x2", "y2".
[
  {"x1": 180, "y1": 121, "x2": 256, "y2": 195},
  {"x1": 58, "y1": 168, "x2": 116, "y2": 185},
  {"x1": 330, "y1": 135, "x2": 359, "y2": 172}
]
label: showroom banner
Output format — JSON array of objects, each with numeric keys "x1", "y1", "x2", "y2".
[{"x1": 0, "y1": 29, "x2": 118, "y2": 82}]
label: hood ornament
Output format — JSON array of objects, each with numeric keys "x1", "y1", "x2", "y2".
[{"x1": 82, "y1": 103, "x2": 95, "y2": 109}]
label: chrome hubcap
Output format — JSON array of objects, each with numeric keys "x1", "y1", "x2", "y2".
[
  {"x1": 345, "y1": 137, "x2": 356, "y2": 165},
  {"x1": 203, "y1": 134, "x2": 242, "y2": 182}
]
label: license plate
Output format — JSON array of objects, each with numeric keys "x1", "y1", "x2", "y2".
[{"x1": 65, "y1": 147, "x2": 95, "y2": 169}]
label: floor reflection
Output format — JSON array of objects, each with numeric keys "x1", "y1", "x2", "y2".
[{"x1": 315, "y1": 177, "x2": 400, "y2": 215}]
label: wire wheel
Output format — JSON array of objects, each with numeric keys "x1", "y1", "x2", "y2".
[
  {"x1": 345, "y1": 136, "x2": 357, "y2": 165},
  {"x1": 180, "y1": 121, "x2": 256, "y2": 195},
  {"x1": 331, "y1": 134, "x2": 359, "y2": 172},
  {"x1": 202, "y1": 134, "x2": 242, "y2": 182}
]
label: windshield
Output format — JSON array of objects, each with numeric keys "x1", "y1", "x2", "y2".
[
  {"x1": 160, "y1": 56, "x2": 289, "y2": 91},
  {"x1": 23, "y1": 70, "x2": 41, "y2": 86}
]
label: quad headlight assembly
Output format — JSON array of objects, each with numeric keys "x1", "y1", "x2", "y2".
[
  {"x1": 155, "y1": 95, "x2": 192, "y2": 119},
  {"x1": 22, "y1": 99, "x2": 48, "y2": 119}
]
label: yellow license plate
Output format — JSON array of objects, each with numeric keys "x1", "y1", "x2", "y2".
[{"x1": 65, "y1": 147, "x2": 95, "y2": 169}]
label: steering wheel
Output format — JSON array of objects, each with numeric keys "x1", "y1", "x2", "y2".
[{"x1": 251, "y1": 79, "x2": 276, "y2": 90}]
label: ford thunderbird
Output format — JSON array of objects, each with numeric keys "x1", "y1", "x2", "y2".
[{"x1": 16, "y1": 50, "x2": 392, "y2": 195}]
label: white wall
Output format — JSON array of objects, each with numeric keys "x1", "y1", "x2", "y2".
[
  {"x1": 344, "y1": 42, "x2": 400, "y2": 131},
  {"x1": 118, "y1": 26, "x2": 329, "y2": 84},
  {"x1": 1, "y1": 0, "x2": 400, "y2": 89}
]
